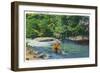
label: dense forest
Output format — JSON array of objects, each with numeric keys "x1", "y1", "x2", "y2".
[{"x1": 26, "y1": 13, "x2": 89, "y2": 40}]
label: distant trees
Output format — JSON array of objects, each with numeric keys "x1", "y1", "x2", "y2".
[{"x1": 26, "y1": 13, "x2": 89, "y2": 40}]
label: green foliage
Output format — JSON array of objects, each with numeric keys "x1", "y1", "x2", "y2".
[{"x1": 26, "y1": 13, "x2": 89, "y2": 39}]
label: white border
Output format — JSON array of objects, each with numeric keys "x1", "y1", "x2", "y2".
[{"x1": 18, "y1": 5, "x2": 96, "y2": 68}]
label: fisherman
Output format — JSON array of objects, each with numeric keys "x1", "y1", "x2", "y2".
[{"x1": 52, "y1": 40, "x2": 61, "y2": 53}]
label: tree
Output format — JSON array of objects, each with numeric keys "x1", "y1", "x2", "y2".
[{"x1": 26, "y1": 13, "x2": 89, "y2": 40}]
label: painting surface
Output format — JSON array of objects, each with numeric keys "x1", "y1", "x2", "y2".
[{"x1": 25, "y1": 12, "x2": 89, "y2": 60}]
